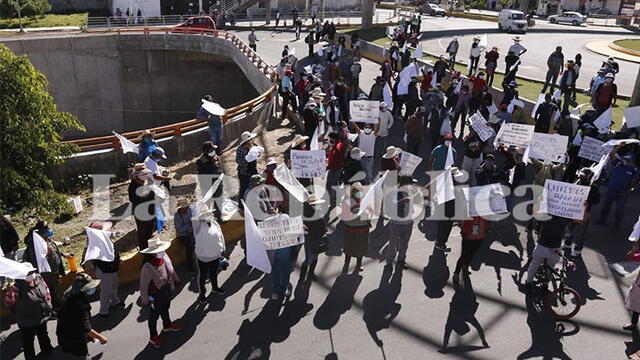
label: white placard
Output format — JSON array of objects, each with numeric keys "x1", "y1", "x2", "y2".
[
  {"x1": 603, "y1": 139, "x2": 640, "y2": 147},
  {"x1": 577, "y1": 136, "x2": 611, "y2": 162},
  {"x1": 399, "y1": 152, "x2": 422, "y2": 176},
  {"x1": 624, "y1": 106, "x2": 640, "y2": 128},
  {"x1": 349, "y1": 100, "x2": 380, "y2": 123},
  {"x1": 201, "y1": 100, "x2": 226, "y2": 116},
  {"x1": 242, "y1": 201, "x2": 271, "y2": 274},
  {"x1": 469, "y1": 112, "x2": 495, "y2": 142},
  {"x1": 494, "y1": 123, "x2": 534, "y2": 148},
  {"x1": 539, "y1": 180, "x2": 590, "y2": 220},
  {"x1": 462, "y1": 183, "x2": 508, "y2": 217},
  {"x1": 257, "y1": 215, "x2": 304, "y2": 250},
  {"x1": 528, "y1": 133, "x2": 568, "y2": 163},
  {"x1": 291, "y1": 150, "x2": 326, "y2": 178}
]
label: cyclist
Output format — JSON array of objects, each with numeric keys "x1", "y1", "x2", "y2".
[{"x1": 524, "y1": 215, "x2": 569, "y2": 290}]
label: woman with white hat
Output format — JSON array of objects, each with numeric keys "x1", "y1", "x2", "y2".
[
  {"x1": 193, "y1": 205, "x2": 226, "y2": 304},
  {"x1": 341, "y1": 182, "x2": 371, "y2": 274},
  {"x1": 139, "y1": 238, "x2": 181, "y2": 348},
  {"x1": 236, "y1": 131, "x2": 258, "y2": 201}
]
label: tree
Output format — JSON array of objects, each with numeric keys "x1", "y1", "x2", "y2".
[
  {"x1": 0, "y1": 0, "x2": 51, "y2": 32},
  {"x1": 0, "y1": 44, "x2": 85, "y2": 217}
]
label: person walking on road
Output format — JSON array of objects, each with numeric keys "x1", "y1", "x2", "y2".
[
  {"x1": 385, "y1": 176, "x2": 416, "y2": 270},
  {"x1": 248, "y1": 29, "x2": 258, "y2": 51},
  {"x1": 541, "y1": 46, "x2": 564, "y2": 94},
  {"x1": 193, "y1": 205, "x2": 226, "y2": 303},
  {"x1": 453, "y1": 216, "x2": 489, "y2": 284},
  {"x1": 446, "y1": 37, "x2": 459, "y2": 68},
  {"x1": 342, "y1": 182, "x2": 371, "y2": 274}
]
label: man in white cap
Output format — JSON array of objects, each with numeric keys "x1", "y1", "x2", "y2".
[
  {"x1": 144, "y1": 147, "x2": 171, "y2": 186},
  {"x1": 352, "y1": 122, "x2": 376, "y2": 184},
  {"x1": 376, "y1": 102, "x2": 394, "y2": 156}
]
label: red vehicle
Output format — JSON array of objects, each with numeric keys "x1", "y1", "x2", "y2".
[{"x1": 173, "y1": 16, "x2": 217, "y2": 32}]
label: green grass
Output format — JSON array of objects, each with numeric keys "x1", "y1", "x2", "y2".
[
  {"x1": 0, "y1": 13, "x2": 87, "y2": 29},
  {"x1": 614, "y1": 39, "x2": 640, "y2": 52},
  {"x1": 343, "y1": 26, "x2": 629, "y2": 127}
]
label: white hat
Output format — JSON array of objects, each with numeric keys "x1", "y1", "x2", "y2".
[
  {"x1": 512, "y1": 36, "x2": 522, "y2": 41},
  {"x1": 350, "y1": 147, "x2": 366, "y2": 160},
  {"x1": 306, "y1": 193, "x2": 326, "y2": 205},
  {"x1": 140, "y1": 238, "x2": 171, "y2": 254},
  {"x1": 245, "y1": 146, "x2": 264, "y2": 163},
  {"x1": 379, "y1": 102, "x2": 388, "y2": 109},
  {"x1": 382, "y1": 146, "x2": 401, "y2": 159},
  {"x1": 239, "y1": 131, "x2": 257, "y2": 145},
  {"x1": 266, "y1": 157, "x2": 277, "y2": 166},
  {"x1": 291, "y1": 134, "x2": 309, "y2": 148}
]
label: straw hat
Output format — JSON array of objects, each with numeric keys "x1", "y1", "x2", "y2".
[
  {"x1": 177, "y1": 198, "x2": 190, "y2": 208},
  {"x1": 266, "y1": 157, "x2": 277, "y2": 166},
  {"x1": 379, "y1": 102, "x2": 388, "y2": 109},
  {"x1": 249, "y1": 174, "x2": 265, "y2": 187},
  {"x1": 239, "y1": 131, "x2": 258, "y2": 145},
  {"x1": 512, "y1": 36, "x2": 522, "y2": 42},
  {"x1": 382, "y1": 146, "x2": 402, "y2": 159},
  {"x1": 350, "y1": 147, "x2": 366, "y2": 160},
  {"x1": 132, "y1": 164, "x2": 151, "y2": 177},
  {"x1": 64, "y1": 273, "x2": 101, "y2": 297},
  {"x1": 140, "y1": 238, "x2": 171, "y2": 254},
  {"x1": 138, "y1": 129, "x2": 154, "y2": 141},
  {"x1": 306, "y1": 193, "x2": 326, "y2": 205},
  {"x1": 291, "y1": 134, "x2": 309, "y2": 148},
  {"x1": 310, "y1": 88, "x2": 326, "y2": 97}
]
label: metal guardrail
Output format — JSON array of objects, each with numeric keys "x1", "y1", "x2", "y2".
[{"x1": 63, "y1": 28, "x2": 276, "y2": 152}]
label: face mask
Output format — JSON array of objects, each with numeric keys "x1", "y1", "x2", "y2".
[
  {"x1": 208, "y1": 151, "x2": 217, "y2": 157},
  {"x1": 45, "y1": 229, "x2": 54, "y2": 238},
  {"x1": 606, "y1": 79, "x2": 613, "y2": 83},
  {"x1": 86, "y1": 287, "x2": 96, "y2": 296},
  {"x1": 144, "y1": 137, "x2": 153, "y2": 144},
  {"x1": 154, "y1": 252, "x2": 165, "y2": 259},
  {"x1": 25, "y1": 274, "x2": 35, "y2": 282},
  {"x1": 364, "y1": 128, "x2": 373, "y2": 134},
  {"x1": 153, "y1": 157, "x2": 162, "y2": 163},
  {"x1": 444, "y1": 140, "x2": 452, "y2": 147},
  {"x1": 485, "y1": 160, "x2": 494, "y2": 167},
  {"x1": 355, "y1": 191, "x2": 362, "y2": 198}
]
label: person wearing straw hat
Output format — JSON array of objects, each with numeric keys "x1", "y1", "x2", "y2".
[
  {"x1": 352, "y1": 122, "x2": 376, "y2": 184},
  {"x1": 508, "y1": 36, "x2": 527, "y2": 57},
  {"x1": 376, "y1": 102, "x2": 394, "y2": 155},
  {"x1": 341, "y1": 182, "x2": 371, "y2": 274},
  {"x1": 137, "y1": 129, "x2": 157, "y2": 162},
  {"x1": 56, "y1": 273, "x2": 107, "y2": 358},
  {"x1": 174, "y1": 198, "x2": 196, "y2": 272},
  {"x1": 196, "y1": 141, "x2": 224, "y2": 218},
  {"x1": 4, "y1": 265, "x2": 54, "y2": 360},
  {"x1": 343, "y1": 147, "x2": 367, "y2": 185},
  {"x1": 299, "y1": 194, "x2": 327, "y2": 285},
  {"x1": 193, "y1": 205, "x2": 226, "y2": 304},
  {"x1": 128, "y1": 164, "x2": 156, "y2": 250},
  {"x1": 381, "y1": 146, "x2": 402, "y2": 171},
  {"x1": 139, "y1": 238, "x2": 181, "y2": 348},
  {"x1": 236, "y1": 131, "x2": 258, "y2": 201}
]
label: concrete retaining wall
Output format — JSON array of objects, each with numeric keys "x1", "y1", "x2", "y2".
[{"x1": 2, "y1": 33, "x2": 268, "y2": 139}]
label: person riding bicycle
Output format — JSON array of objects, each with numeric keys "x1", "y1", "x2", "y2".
[{"x1": 524, "y1": 215, "x2": 569, "y2": 291}]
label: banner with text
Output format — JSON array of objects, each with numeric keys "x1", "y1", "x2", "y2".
[
  {"x1": 577, "y1": 136, "x2": 611, "y2": 162},
  {"x1": 462, "y1": 183, "x2": 508, "y2": 217},
  {"x1": 399, "y1": 152, "x2": 423, "y2": 176},
  {"x1": 291, "y1": 150, "x2": 326, "y2": 178},
  {"x1": 469, "y1": 112, "x2": 496, "y2": 142},
  {"x1": 539, "y1": 180, "x2": 590, "y2": 220},
  {"x1": 528, "y1": 133, "x2": 568, "y2": 163},
  {"x1": 349, "y1": 100, "x2": 380, "y2": 123},
  {"x1": 258, "y1": 215, "x2": 305, "y2": 250},
  {"x1": 495, "y1": 123, "x2": 534, "y2": 148}
]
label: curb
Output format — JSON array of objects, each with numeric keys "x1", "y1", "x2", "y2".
[
  {"x1": 585, "y1": 40, "x2": 640, "y2": 67},
  {"x1": 609, "y1": 40, "x2": 640, "y2": 57}
]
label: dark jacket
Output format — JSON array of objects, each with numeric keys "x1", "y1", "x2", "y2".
[
  {"x1": 128, "y1": 180, "x2": 155, "y2": 221},
  {"x1": 57, "y1": 293, "x2": 92, "y2": 356},
  {"x1": 342, "y1": 158, "x2": 365, "y2": 184},
  {"x1": 0, "y1": 216, "x2": 19, "y2": 254},
  {"x1": 534, "y1": 102, "x2": 556, "y2": 133},
  {"x1": 547, "y1": 50, "x2": 564, "y2": 71},
  {"x1": 475, "y1": 165, "x2": 504, "y2": 186},
  {"x1": 7, "y1": 276, "x2": 52, "y2": 328}
]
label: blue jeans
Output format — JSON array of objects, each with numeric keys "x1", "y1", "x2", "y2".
[
  {"x1": 271, "y1": 256, "x2": 292, "y2": 296},
  {"x1": 599, "y1": 190, "x2": 627, "y2": 227},
  {"x1": 208, "y1": 122, "x2": 223, "y2": 148},
  {"x1": 361, "y1": 157, "x2": 374, "y2": 184}
]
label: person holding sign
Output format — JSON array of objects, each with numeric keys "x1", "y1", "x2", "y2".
[
  {"x1": 267, "y1": 209, "x2": 298, "y2": 301},
  {"x1": 352, "y1": 122, "x2": 376, "y2": 184},
  {"x1": 563, "y1": 168, "x2": 599, "y2": 257},
  {"x1": 597, "y1": 146, "x2": 639, "y2": 228},
  {"x1": 341, "y1": 183, "x2": 371, "y2": 274},
  {"x1": 3, "y1": 268, "x2": 54, "y2": 360}
]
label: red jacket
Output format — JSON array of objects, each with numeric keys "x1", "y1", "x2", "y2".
[
  {"x1": 461, "y1": 217, "x2": 489, "y2": 240},
  {"x1": 327, "y1": 141, "x2": 345, "y2": 170},
  {"x1": 469, "y1": 76, "x2": 487, "y2": 94}
]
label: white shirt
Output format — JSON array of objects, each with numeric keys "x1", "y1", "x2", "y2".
[
  {"x1": 377, "y1": 110, "x2": 394, "y2": 137},
  {"x1": 358, "y1": 132, "x2": 376, "y2": 157},
  {"x1": 144, "y1": 156, "x2": 162, "y2": 185}
]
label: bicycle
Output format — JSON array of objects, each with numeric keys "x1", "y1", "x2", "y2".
[{"x1": 531, "y1": 251, "x2": 583, "y2": 320}]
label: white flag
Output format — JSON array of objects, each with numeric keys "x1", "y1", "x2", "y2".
[
  {"x1": 199, "y1": 174, "x2": 224, "y2": 206},
  {"x1": 589, "y1": 154, "x2": 608, "y2": 182},
  {"x1": 201, "y1": 100, "x2": 226, "y2": 116},
  {"x1": 508, "y1": 166, "x2": 516, "y2": 185},
  {"x1": 383, "y1": 83, "x2": 394, "y2": 110},
  {"x1": 242, "y1": 201, "x2": 271, "y2": 274},
  {"x1": 32, "y1": 231, "x2": 51, "y2": 273},
  {"x1": 454, "y1": 79, "x2": 463, "y2": 95},
  {"x1": 149, "y1": 184, "x2": 167, "y2": 200},
  {"x1": 522, "y1": 145, "x2": 530, "y2": 165},
  {"x1": 82, "y1": 227, "x2": 115, "y2": 264},
  {"x1": 0, "y1": 257, "x2": 35, "y2": 280},
  {"x1": 310, "y1": 126, "x2": 320, "y2": 151},
  {"x1": 303, "y1": 65, "x2": 313, "y2": 74},
  {"x1": 508, "y1": 59, "x2": 521, "y2": 73},
  {"x1": 289, "y1": 47, "x2": 296, "y2": 56},
  {"x1": 571, "y1": 103, "x2": 588, "y2": 117},
  {"x1": 435, "y1": 168, "x2": 455, "y2": 205},
  {"x1": 593, "y1": 107, "x2": 613, "y2": 131},
  {"x1": 629, "y1": 214, "x2": 640, "y2": 242},
  {"x1": 112, "y1": 131, "x2": 139, "y2": 154},
  {"x1": 530, "y1": 93, "x2": 546, "y2": 117},
  {"x1": 444, "y1": 143, "x2": 455, "y2": 169},
  {"x1": 358, "y1": 171, "x2": 388, "y2": 217},
  {"x1": 572, "y1": 132, "x2": 583, "y2": 146},
  {"x1": 430, "y1": 71, "x2": 438, "y2": 89},
  {"x1": 411, "y1": 42, "x2": 423, "y2": 58},
  {"x1": 479, "y1": 34, "x2": 488, "y2": 49},
  {"x1": 274, "y1": 163, "x2": 310, "y2": 203}
]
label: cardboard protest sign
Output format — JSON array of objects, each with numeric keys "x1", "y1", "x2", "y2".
[
  {"x1": 494, "y1": 123, "x2": 534, "y2": 148},
  {"x1": 539, "y1": 180, "x2": 590, "y2": 220},
  {"x1": 291, "y1": 150, "x2": 326, "y2": 178},
  {"x1": 349, "y1": 100, "x2": 380, "y2": 123},
  {"x1": 469, "y1": 112, "x2": 495, "y2": 142},
  {"x1": 258, "y1": 215, "x2": 304, "y2": 250},
  {"x1": 399, "y1": 152, "x2": 422, "y2": 176},
  {"x1": 462, "y1": 183, "x2": 508, "y2": 217},
  {"x1": 577, "y1": 136, "x2": 611, "y2": 162},
  {"x1": 624, "y1": 106, "x2": 640, "y2": 128},
  {"x1": 528, "y1": 133, "x2": 568, "y2": 163}
]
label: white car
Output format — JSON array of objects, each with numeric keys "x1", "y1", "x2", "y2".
[{"x1": 547, "y1": 12, "x2": 586, "y2": 26}]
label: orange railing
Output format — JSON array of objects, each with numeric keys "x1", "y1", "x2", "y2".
[{"x1": 64, "y1": 27, "x2": 276, "y2": 153}]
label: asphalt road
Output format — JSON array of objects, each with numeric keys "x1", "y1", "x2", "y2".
[
  {"x1": 415, "y1": 15, "x2": 639, "y2": 96},
  {"x1": 2, "y1": 29, "x2": 640, "y2": 360}
]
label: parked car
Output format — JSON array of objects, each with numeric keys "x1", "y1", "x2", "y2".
[
  {"x1": 498, "y1": 9, "x2": 528, "y2": 33},
  {"x1": 420, "y1": 3, "x2": 447, "y2": 16},
  {"x1": 547, "y1": 11, "x2": 586, "y2": 25},
  {"x1": 173, "y1": 16, "x2": 217, "y2": 32}
]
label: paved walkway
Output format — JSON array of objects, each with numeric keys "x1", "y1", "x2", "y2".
[{"x1": 586, "y1": 40, "x2": 640, "y2": 64}]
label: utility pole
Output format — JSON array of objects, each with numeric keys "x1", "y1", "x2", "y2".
[
  {"x1": 362, "y1": 0, "x2": 374, "y2": 29},
  {"x1": 632, "y1": 66, "x2": 640, "y2": 107}
]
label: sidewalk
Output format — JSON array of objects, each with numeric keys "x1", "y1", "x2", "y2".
[{"x1": 586, "y1": 40, "x2": 640, "y2": 64}]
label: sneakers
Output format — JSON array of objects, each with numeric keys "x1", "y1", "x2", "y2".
[
  {"x1": 624, "y1": 323, "x2": 637, "y2": 331},
  {"x1": 162, "y1": 323, "x2": 182, "y2": 333},
  {"x1": 435, "y1": 244, "x2": 451, "y2": 252},
  {"x1": 198, "y1": 296, "x2": 208, "y2": 304},
  {"x1": 149, "y1": 336, "x2": 163, "y2": 348},
  {"x1": 211, "y1": 287, "x2": 225, "y2": 295}
]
